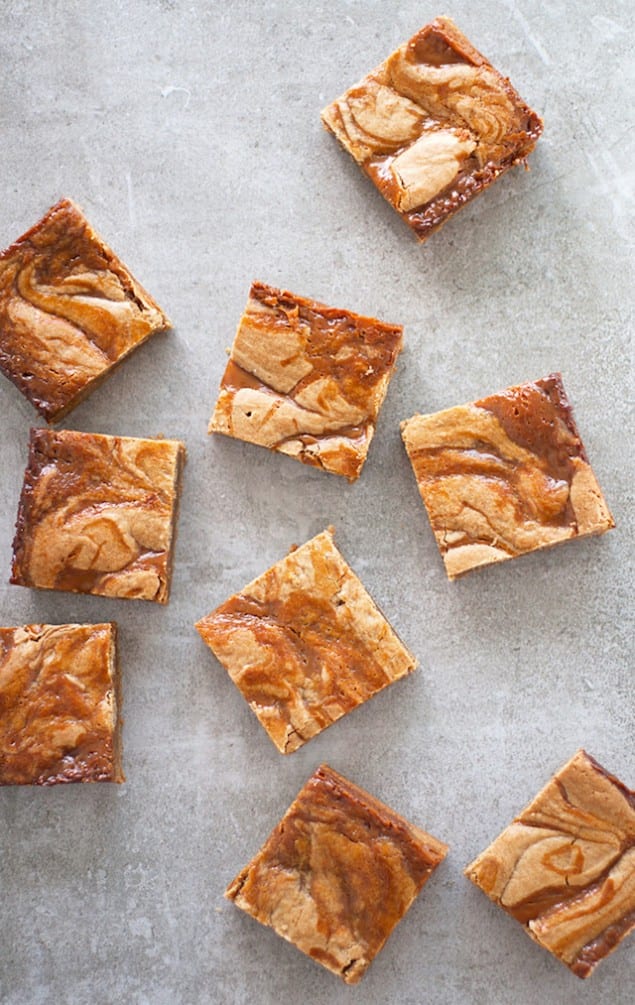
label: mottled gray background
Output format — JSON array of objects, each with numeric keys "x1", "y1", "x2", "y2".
[{"x1": 0, "y1": 2, "x2": 633, "y2": 1003}]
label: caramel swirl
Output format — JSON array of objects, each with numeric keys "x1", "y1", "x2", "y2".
[
  {"x1": 0, "y1": 623, "x2": 122, "y2": 786},
  {"x1": 11, "y1": 428, "x2": 185, "y2": 603},
  {"x1": 401, "y1": 375, "x2": 615, "y2": 578},
  {"x1": 196, "y1": 529, "x2": 416, "y2": 753},
  {"x1": 321, "y1": 16, "x2": 543, "y2": 241},
  {"x1": 226, "y1": 764, "x2": 448, "y2": 983},
  {"x1": 466, "y1": 750, "x2": 635, "y2": 978},
  {"x1": 209, "y1": 282, "x2": 403, "y2": 481},
  {"x1": 0, "y1": 198, "x2": 170, "y2": 421}
]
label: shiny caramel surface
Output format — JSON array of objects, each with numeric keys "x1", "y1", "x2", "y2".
[
  {"x1": 401, "y1": 374, "x2": 615, "y2": 578},
  {"x1": 226, "y1": 764, "x2": 448, "y2": 983},
  {"x1": 209, "y1": 281, "x2": 403, "y2": 481},
  {"x1": 0, "y1": 198, "x2": 170, "y2": 421},
  {"x1": 196, "y1": 529, "x2": 416, "y2": 752},
  {"x1": 11, "y1": 427, "x2": 185, "y2": 603},
  {"x1": 0, "y1": 623, "x2": 122, "y2": 785},
  {"x1": 466, "y1": 750, "x2": 635, "y2": 978},
  {"x1": 321, "y1": 16, "x2": 542, "y2": 241}
]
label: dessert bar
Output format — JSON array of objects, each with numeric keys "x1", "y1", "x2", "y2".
[
  {"x1": 322, "y1": 16, "x2": 542, "y2": 242},
  {"x1": 11, "y1": 427, "x2": 185, "y2": 603},
  {"x1": 0, "y1": 198, "x2": 170, "y2": 421},
  {"x1": 465, "y1": 750, "x2": 635, "y2": 978},
  {"x1": 208, "y1": 281, "x2": 403, "y2": 480},
  {"x1": 401, "y1": 374, "x2": 615, "y2": 578},
  {"x1": 195, "y1": 528, "x2": 416, "y2": 752},
  {"x1": 227, "y1": 764, "x2": 448, "y2": 982},
  {"x1": 0, "y1": 622, "x2": 123, "y2": 785}
]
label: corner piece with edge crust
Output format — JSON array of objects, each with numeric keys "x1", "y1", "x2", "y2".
[
  {"x1": 465, "y1": 749, "x2": 635, "y2": 978},
  {"x1": 0, "y1": 622, "x2": 123, "y2": 786},
  {"x1": 321, "y1": 16, "x2": 543, "y2": 242},
  {"x1": 0, "y1": 198, "x2": 170, "y2": 422},
  {"x1": 11, "y1": 427, "x2": 185, "y2": 603},
  {"x1": 195, "y1": 527, "x2": 416, "y2": 752},
  {"x1": 400, "y1": 373, "x2": 615, "y2": 579},
  {"x1": 226, "y1": 763, "x2": 448, "y2": 983}
]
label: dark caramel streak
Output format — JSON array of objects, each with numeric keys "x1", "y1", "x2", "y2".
[
  {"x1": 413, "y1": 455, "x2": 572, "y2": 537},
  {"x1": 3, "y1": 199, "x2": 152, "y2": 331},
  {"x1": 368, "y1": 153, "x2": 539, "y2": 241},
  {"x1": 11, "y1": 430, "x2": 48, "y2": 581},
  {"x1": 2, "y1": 201, "x2": 106, "y2": 279},
  {"x1": 477, "y1": 374, "x2": 587, "y2": 482},
  {"x1": 274, "y1": 424, "x2": 370, "y2": 450},
  {"x1": 367, "y1": 154, "x2": 470, "y2": 233},
  {"x1": 52, "y1": 550, "x2": 165, "y2": 597},
  {"x1": 405, "y1": 161, "x2": 508, "y2": 239},
  {"x1": 409, "y1": 445, "x2": 513, "y2": 478},
  {"x1": 247, "y1": 282, "x2": 403, "y2": 411},
  {"x1": 509, "y1": 871, "x2": 626, "y2": 926},
  {"x1": 571, "y1": 908, "x2": 635, "y2": 978},
  {"x1": 250, "y1": 281, "x2": 402, "y2": 345},
  {"x1": 310, "y1": 766, "x2": 447, "y2": 869},
  {"x1": 408, "y1": 383, "x2": 585, "y2": 534},
  {"x1": 221, "y1": 358, "x2": 274, "y2": 395},
  {"x1": 410, "y1": 23, "x2": 468, "y2": 66}
]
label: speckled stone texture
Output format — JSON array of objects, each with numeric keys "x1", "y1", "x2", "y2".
[{"x1": 0, "y1": 2, "x2": 632, "y2": 1004}]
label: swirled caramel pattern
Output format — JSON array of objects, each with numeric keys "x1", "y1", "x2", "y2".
[
  {"x1": 401, "y1": 374, "x2": 615, "y2": 578},
  {"x1": 11, "y1": 428, "x2": 185, "y2": 603},
  {"x1": 321, "y1": 16, "x2": 543, "y2": 241},
  {"x1": 0, "y1": 198, "x2": 170, "y2": 421},
  {"x1": 195, "y1": 529, "x2": 416, "y2": 753},
  {"x1": 208, "y1": 282, "x2": 403, "y2": 481},
  {"x1": 0, "y1": 623, "x2": 123, "y2": 786},
  {"x1": 466, "y1": 750, "x2": 635, "y2": 978},
  {"x1": 226, "y1": 764, "x2": 448, "y2": 983}
]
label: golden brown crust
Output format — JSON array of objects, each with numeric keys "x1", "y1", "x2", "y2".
[
  {"x1": 401, "y1": 374, "x2": 615, "y2": 578},
  {"x1": 465, "y1": 750, "x2": 635, "y2": 978},
  {"x1": 226, "y1": 764, "x2": 448, "y2": 983},
  {"x1": 0, "y1": 198, "x2": 170, "y2": 422},
  {"x1": 195, "y1": 528, "x2": 416, "y2": 752},
  {"x1": 11, "y1": 427, "x2": 185, "y2": 603},
  {"x1": 208, "y1": 281, "x2": 403, "y2": 481},
  {"x1": 0, "y1": 623, "x2": 123, "y2": 785},
  {"x1": 321, "y1": 16, "x2": 543, "y2": 242}
]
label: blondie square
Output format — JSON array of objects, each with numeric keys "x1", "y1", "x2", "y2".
[
  {"x1": 195, "y1": 528, "x2": 416, "y2": 752},
  {"x1": 401, "y1": 374, "x2": 615, "y2": 578},
  {"x1": 0, "y1": 623, "x2": 123, "y2": 785},
  {"x1": 322, "y1": 16, "x2": 542, "y2": 242},
  {"x1": 208, "y1": 282, "x2": 403, "y2": 481},
  {"x1": 11, "y1": 427, "x2": 185, "y2": 603},
  {"x1": 226, "y1": 764, "x2": 448, "y2": 983},
  {"x1": 0, "y1": 198, "x2": 170, "y2": 421},
  {"x1": 465, "y1": 750, "x2": 635, "y2": 978}
]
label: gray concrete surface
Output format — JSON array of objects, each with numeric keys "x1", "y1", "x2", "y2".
[{"x1": 0, "y1": 2, "x2": 633, "y2": 1003}]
